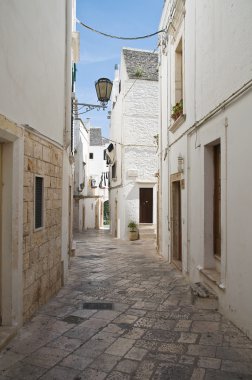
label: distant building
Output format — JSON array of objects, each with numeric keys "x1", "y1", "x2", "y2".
[
  {"x1": 0, "y1": 0, "x2": 78, "y2": 336},
  {"x1": 109, "y1": 48, "x2": 159, "y2": 241},
  {"x1": 158, "y1": 0, "x2": 252, "y2": 338},
  {"x1": 73, "y1": 124, "x2": 109, "y2": 230}
]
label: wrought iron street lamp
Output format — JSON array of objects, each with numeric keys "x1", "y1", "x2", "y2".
[
  {"x1": 95, "y1": 78, "x2": 113, "y2": 105},
  {"x1": 74, "y1": 77, "x2": 113, "y2": 115}
]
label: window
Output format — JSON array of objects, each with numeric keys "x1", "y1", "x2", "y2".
[
  {"x1": 103, "y1": 149, "x2": 107, "y2": 161},
  {"x1": 89, "y1": 153, "x2": 93, "y2": 159},
  {"x1": 170, "y1": 37, "x2": 184, "y2": 129},
  {"x1": 175, "y1": 38, "x2": 183, "y2": 105},
  {"x1": 91, "y1": 179, "x2": 97, "y2": 188},
  {"x1": 35, "y1": 176, "x2": 44, "y2": 229},
  {"x1": 112, "y1": 163, "x2": 117, "y2": 179}
]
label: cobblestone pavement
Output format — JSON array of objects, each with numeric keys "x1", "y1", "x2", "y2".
[{"x1": 1, "y1": 229, "x2": 252, "y2": 380}]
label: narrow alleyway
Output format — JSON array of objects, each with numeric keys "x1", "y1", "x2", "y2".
[{"x1": 1, "y1": 230, "x2": 252, "y2": 380}]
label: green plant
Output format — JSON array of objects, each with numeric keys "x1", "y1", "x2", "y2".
[
  {"x1": 128, "y1": 221, "x2": 137, "y2": 232},
  {"x1": 134, "y1": 67, "x2": 143, "y2": 78},
  {"x1": 171, "y1": 99, "x2": 183, "y2": 121}
]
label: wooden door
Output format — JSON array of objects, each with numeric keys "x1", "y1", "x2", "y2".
[
  {"x1": 171, "y1": 181, "x2": 182, "y2": 263},
  {"x1": 140, "y1": 188, "x2": 153, "y2": 223},
  {"x1": 213, "y1": 144, "x2": 221, "y2": 257}
]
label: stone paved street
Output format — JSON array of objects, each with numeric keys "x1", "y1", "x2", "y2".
[{"x1": 1, "y1": 229, "x2": 252, "y2": 379}]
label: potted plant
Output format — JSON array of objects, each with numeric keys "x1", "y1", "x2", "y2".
[
  {"x1": 128, "y1": 221, "x2": 139, "y2": 241},
  {"x1": 171, "y1": 99, "x2": 183, "y2": 121}
]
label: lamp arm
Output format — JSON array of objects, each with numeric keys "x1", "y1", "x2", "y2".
[{"x1": 73, "y1": 102, "x2": 107, "y2": 114}]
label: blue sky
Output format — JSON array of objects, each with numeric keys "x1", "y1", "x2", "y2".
[{"x1": 76, "y1": 0, "x2": 164, "y2": 138}]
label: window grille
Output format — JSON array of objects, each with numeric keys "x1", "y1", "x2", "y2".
[{"x1": 35, "y1": 176, "x2": 43, "y2": 229}]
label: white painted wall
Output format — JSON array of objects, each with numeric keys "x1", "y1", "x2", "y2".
[
  {"x1": 110, "y1": 50, "x2": 159, "y2": 240},
  {"x1": 73, "y1": 119, "x2": 90, "y2": 231},
  {"x1": 0, "y1": 0, "x2": 76, "y2": 297},
  {"x1": 159, "y1": 0, "x2": 252, "y2": 338},
  {"x1": 73, "y1": 123, "x2": 109, "y2": 230},
  {"x1": 0, "y1": 0, "x2": 70, "y2": 145},
  {"x1": 89, "y1": 144, "x2": 109, "y2": 200}
]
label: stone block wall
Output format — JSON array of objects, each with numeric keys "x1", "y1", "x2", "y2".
[{"x1": 23, "y1": 130, "x2": 63, "y2": 321}]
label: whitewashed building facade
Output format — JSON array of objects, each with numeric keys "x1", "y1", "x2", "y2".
[
  {"x1": 0, "y1": 0, "x2": 78, "y2": 334},
  {"x1": 74, "y1": 124, "x2": 109, "y2": 230},
  {"x1": 109, "y1": 49, "x2": 159, "y2": 240},
  {"x1": 158, "y1": 0, "x2": 252, "y2": 338}
]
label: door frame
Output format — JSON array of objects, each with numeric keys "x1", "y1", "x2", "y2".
[
  {"x1": 170, "y1": 173, "x2": 183, "y2": 270},
  {"x1": 139, "y1": 187, "x2": 153, "y2": 224},
  {"x1": 0, "y1": 117, "x2": 24, "y2": 327}
]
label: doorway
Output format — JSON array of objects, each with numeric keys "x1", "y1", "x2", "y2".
[
  {"x1": 213, "y1": 144, "x2": 221, "y2": 258},
  {"x1": 139, "y1": 188, "x2": 153, "y2": 223},
  {"x1": 114, "y1": 199, "x2": 118, "y2": 237},
  {"x1": 171, "y1": 180, "x2": 182, "y2": 267}
]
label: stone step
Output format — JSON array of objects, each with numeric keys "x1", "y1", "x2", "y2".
[
  {"x1": 191, "y1": 282, "x2": 219, "y2": 310},
  {"x1": 139, "y1": 233, "x2": 156, "y2": 240},
  {"x1": 138, "y1": 224, "x2": 156, "y2": 230}
]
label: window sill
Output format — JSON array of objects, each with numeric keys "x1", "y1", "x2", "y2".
[
  {"x1": 169, "y1": 114, "x2": 186, "y2": 133},
  {"x1": 197, "y1": 267, "x2": 225, "y2": 290}
]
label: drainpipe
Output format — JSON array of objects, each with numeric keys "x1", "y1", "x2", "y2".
[{"x1": 64, "y1": 0, "x2": 72, "y2": 149}]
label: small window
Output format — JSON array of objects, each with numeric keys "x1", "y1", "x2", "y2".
[
  {"x1": 175, "y1": 38, "x2": 183, "y2": 105},
  {"x1": 91, "y1": 179, "x2": 97, "y2": 188},
  {"x1": 103, "y1": 149, "x2": 107, "y2": 161},
  {"x1": 112, "y1": 163, "x2": 117, "y2": 179},
  {"x1": 89, "y1": 153, "x2": 93, "y2": 159},
  {"x1": 35, "y1": 176, "x2": 44, "y2": 229}
]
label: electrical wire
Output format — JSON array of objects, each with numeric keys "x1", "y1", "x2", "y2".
[{"x1": 76, "y1": 19, "x2": 166, "y2": 40}]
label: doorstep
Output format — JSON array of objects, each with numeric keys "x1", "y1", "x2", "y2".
[{"x1": 0, "y1": 326, "x2": 17, "y2": 350}]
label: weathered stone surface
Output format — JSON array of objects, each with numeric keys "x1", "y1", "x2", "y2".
[
  {"x1": 115, "y1": 359, "x2": 139, "y2": 374},
  {"x1": 3, "y1": 229, "x2": 252, "y2": 380},
  {"x1": 89, "y1": 353, "x2": 120, "y2": 372},
  {"x1": 198, "y1": 357, "x2": 221, "y2": 369},
  {"x1": 152, "y1": 363, "x2": 193, "y2": 380},
  {"x1": 105, "y1": 338, "x2": 135, "y2": 357},
  {"x1": 187, "y1": 344, "x2": 216, "y2": 357},
  {"x1": 23, "y1": 131, "x2": 63, "y2": 321}
]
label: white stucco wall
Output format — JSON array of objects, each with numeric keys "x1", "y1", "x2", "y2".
[
  {"x1": 110, "y1": 52, "x2": 159, "y2": 240},
  {"x1": 0, "y1": 0, "x2": 68, "y2": 145},
  {"x1": 159, "y1": 0, "x2": 252, "y2": 338},
  {"x1": 73, "y1": 119, "x2": 89, "y2": 231}
]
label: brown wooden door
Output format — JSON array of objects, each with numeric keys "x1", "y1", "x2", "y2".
[
  {"x1": 140, "y1": 188, "x2": 153, "y2": 223},
  {"x1": 213, "y1": 144, "x2": 221, "y2": 257},
  {"x1": 171, "y1": 180, "x2": 182, "y2": 263}
]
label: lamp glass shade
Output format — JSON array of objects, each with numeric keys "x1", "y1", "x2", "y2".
[{"x1": 95, "y1": 78, "x2": 113, "y2": 103}]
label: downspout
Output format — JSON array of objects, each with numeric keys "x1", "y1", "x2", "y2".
[{"x1": 64, "y1": 0, "x2": 72, "y2": 149}]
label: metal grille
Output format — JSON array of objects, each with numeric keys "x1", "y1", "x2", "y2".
[
  {"x1": 35, "y1": 176, "x2": 43, "y2": 229},
  {"x1": 83, "y1": 302, "x2": 113, "y2": 310}
]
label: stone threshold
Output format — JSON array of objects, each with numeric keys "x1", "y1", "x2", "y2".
[
  {"x1": 172, "y1": 259, "x2": 182, "y2": 271},
  {"x1": 0, "y1": 326, "x2": 17, "y2": 350},
  {"x1": 198, "y1": 267, "x2": 225, "y2": 290}
]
